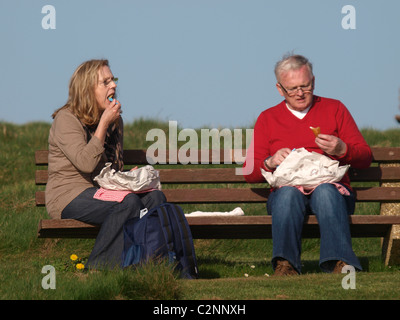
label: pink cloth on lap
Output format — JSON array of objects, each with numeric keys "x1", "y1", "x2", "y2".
[{"x1": 93, "y1": 187, "x2": 158, "y2": 202}]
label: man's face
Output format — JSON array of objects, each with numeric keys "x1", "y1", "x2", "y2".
[{"x1": 276, "y1": 65, "x2": 315, "y2": 112}]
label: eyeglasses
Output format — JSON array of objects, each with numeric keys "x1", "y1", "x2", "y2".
[
  {"x1": 279, "y1": 82, "x2": 313, "y2": 97},
  {"x1": 99, "y1": 77, "x2": 118, "y2": 87}
]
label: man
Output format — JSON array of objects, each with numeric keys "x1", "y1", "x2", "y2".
[{"x1": 243, "y1": 54, "x2": 372, "y2": 275}]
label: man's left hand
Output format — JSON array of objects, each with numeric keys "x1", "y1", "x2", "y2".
[{"x1": 315, "y1": 134, "x2": 347, "y2": 157}]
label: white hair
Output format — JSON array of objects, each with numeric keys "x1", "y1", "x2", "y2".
[{"x1": 274, "y1": 54, "x2": 313, "y2": 82}]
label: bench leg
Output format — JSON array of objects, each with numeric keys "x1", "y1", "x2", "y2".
[
  {"x1": 382, "y1": 225, "x2": 400, "y2": 266},
  {"x1": 380, "y1": 163, "x2": 400, "y2": 266}
]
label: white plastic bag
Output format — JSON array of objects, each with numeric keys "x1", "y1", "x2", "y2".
[
  {"x1": 261, "y1": 148, "x2": 349, "y2": 188},
  {"x1": 94, "y1": 163, "x2": 161, "y2": 192}
]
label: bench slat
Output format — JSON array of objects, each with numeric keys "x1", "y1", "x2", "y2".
[
  {"x1": 35, "y1": 147, "x2": 400, "y2": 165},
  {"x1": 37, "y1": 219, "x2": 99, "y2": 238},
  {"x1": 35, "y1": 187, "x2": 400, "y2": 206},
  {"x1": 37, "y1": 215, "x2": 400, "y2": 239},
  {"x1": 35, "y1": 166, "x2": 400, "y2": 185},
  {"x1": 369, "y1": 147, "x2": 400, "y2": 162},
  {"x1": 166, "y1": 187, "x2": 400, "y2": 202},
  {"x1": 35, "y1": 149, "x2": 243, "y2": 166}
]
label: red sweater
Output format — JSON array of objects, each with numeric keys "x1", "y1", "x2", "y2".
[{"x1": 243, "y1": 96, "x2": 372, "y2": 189}]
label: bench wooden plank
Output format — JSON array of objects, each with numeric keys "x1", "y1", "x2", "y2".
[
  {"x1": 35, "y1": 147, "x2": 400, "y2": 165},
  {"x1": 369, "y1": 147, "x2": 400, "y2": 162},
  {"x1": 35, "y1": 149, "x2": 242, "y2": 166},
  {"x1": 349, "y1": 167, "x2": 400, "y2": 182},
  {"x1": 34, "y1": 186, "x2": 400, "y2": 206},
  {"x1": 37, "y1": 219, "x2": 100, "y2": 239},
  {"x1": 34, "y1": 166, "x2": 400, "y2": 185},
  {"x1": 37, "y1": 215, "x2": 400, "y2": 239}
]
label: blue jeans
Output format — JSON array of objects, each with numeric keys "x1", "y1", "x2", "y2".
[
  {"x1": 267, "y1": 183, "x2": 361, "y2": 273},
  {"x1": 62, "y1": 187, "x2": 167, "y2": 270}
]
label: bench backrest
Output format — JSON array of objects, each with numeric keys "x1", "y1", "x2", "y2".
[{"x1": 35, "y1": 147, "x2": 400, "y2": 210}]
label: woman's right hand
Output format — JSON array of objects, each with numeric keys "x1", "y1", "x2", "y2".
[
  {"x1": 101, "y1": 99, "x2": 122, "y2": 127},
  {"x1": 94, "y1": 99, "x2": 122, "y2": 143}
]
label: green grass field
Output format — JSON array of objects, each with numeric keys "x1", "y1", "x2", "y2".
[{"x1": 1, "y1": 120, "x2": 400, "y2": 300}]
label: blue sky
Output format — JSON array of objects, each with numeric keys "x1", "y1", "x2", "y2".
[{"x1": 1, "y1": 0, "x2": 400, "y2": 130}]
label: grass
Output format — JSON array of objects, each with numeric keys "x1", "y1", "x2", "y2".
[
  {"x1": 181, "y1": 272, "x2": 400, "y2": 300},
  {"x1": 0, "y1": 120, "x2": 400, "y2": 300}
]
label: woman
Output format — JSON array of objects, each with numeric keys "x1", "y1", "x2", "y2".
[{"x1": 45, "y1": 59, "x2": 166, "y2": 269}]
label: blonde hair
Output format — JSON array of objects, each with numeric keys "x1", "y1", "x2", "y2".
[{"x1": 52, "y1": 59, "x2": 109, "y2": 126}]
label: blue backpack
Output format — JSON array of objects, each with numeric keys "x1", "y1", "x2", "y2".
[{"x1": 122, "y1": 203, "x2": 199, "y2": 279}]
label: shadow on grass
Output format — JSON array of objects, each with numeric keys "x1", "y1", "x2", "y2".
[
  {"x1": 196, "y1": 256, "x2": 372, "y2": 279},
  {"x1": 301, "y1": 257, "x2": 369, "y2": 274}
]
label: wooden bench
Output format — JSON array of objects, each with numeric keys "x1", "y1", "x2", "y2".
[{"x1": 35, "y1": 147, "x2": 400, "y2": 265}]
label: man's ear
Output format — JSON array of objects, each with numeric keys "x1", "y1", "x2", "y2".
[{"x1": 276, "y1": 83, "x2": 285, "y2": 97}]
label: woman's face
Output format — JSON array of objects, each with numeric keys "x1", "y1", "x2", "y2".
[{"x1": 94, "y1": 66, "x2": 117, "y2": 111}]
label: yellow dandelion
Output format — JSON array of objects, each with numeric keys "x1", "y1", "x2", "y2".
[
  {"x1": 70, "y1": 254, "x2": 78, "y2": 261},
  {"x1": 76, "y1": 263, "x2": 85, "y2": 270}
]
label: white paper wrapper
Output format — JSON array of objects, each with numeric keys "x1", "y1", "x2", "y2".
[
  {"x1": 262, "y1": 148, "x2": 349, "y2": 188},
  {"x1": 94, "y1": 163, "x2": 161, "y2": 192}
]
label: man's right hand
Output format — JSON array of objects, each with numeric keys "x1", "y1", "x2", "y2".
[{"x1": 265, "y1": 148, "x2": 292, "y2": 170}]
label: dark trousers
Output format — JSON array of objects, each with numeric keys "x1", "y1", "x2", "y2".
[{"x1": 62, "y1": 187, "x2": 167, "y2": 269}]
